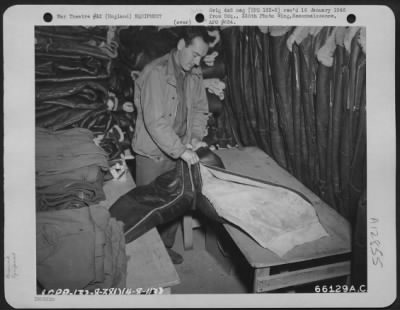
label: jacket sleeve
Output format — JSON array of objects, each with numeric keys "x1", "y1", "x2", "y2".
[
  {"x1": 140, "y1": 69, "x2": 186, "y2": 159},
  {"x1": 191, "y1": 75, "x2": 209, "y2": 141}
]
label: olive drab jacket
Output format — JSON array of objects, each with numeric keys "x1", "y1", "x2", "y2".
[{"x1": 132, "y1": 50, "x2": 209, "y2": 160}]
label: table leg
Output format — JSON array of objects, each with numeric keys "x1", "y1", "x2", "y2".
[
  {"x1": 253, "y1": 261, "x2": 350, "y2": 293},
  {"x1": 253, "y1": 268, "x2": 271, "y2": 293},
  {"x1": 183, "y1": 215, "x2": 193, "y2": 250}
]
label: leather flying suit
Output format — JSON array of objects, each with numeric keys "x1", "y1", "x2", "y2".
[{"x1": 109, "y1": 147, "x2": 226, "y2": 243}]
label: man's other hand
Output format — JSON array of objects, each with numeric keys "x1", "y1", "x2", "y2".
[{"x1": 180, "y1": 149, "x2": 200, "y2": 165}]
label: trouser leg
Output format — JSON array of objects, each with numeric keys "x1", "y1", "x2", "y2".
[
  {"x1": 159, "y1": 220, "x2": 180, "y2": 248},
  {"x1": 135, "y1": 154, "x2": 176, "y2": 186},
  {"x1": 135, "y1": 154, "x2": 180, "y2": 248}
]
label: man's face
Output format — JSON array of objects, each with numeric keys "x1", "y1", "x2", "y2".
[{"x1": 177, "y1": 36, "x2": 209, "y2": 72}]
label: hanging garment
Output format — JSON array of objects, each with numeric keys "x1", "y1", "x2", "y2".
[
  {"x1": 36, "y1": 128, "x2": 109, "y2": 210},
  {"x1": 37, "y1": 205, "x2": 127, "y2": 290}
]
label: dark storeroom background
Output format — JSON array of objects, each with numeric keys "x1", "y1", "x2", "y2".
[{"x1": 34, "y1": 25, "x2": 366, "y2": 286}]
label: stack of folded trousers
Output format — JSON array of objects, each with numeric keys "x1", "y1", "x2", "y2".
[
  {"x1": 35, "y1": 26, "x2": 114, "y2": 83},
  {"x1": 36, "y1": 127, "x2": 127, "y2": 290},
  {"x1": 37, "y1": 205, "x2": 127, "y2": 290},
  {"x1": 36, "y1": 127, "x2": 109, "y2": 211}
]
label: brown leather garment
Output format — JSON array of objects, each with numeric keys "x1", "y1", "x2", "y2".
[
  {"x1": 109, "y1": 147, "x2": 226, "y2": 243},
  {"x1": 109, "y1": 147, "x2": 313, "y2": 245}
]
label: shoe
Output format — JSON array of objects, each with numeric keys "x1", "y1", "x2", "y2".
[{"x1": 167, "y1": 248, "x2": 183, "y2": 265}]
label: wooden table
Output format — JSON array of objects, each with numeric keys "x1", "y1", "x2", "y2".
[
  {"x1": 214, "y1": 147, "x2": 351, "y2": 293},
  {"x1": 100, "y1": 168, "x2": 180, "y2": 294}
]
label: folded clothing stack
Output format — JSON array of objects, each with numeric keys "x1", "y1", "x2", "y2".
[
  {"x1": 36, "y1": 127, "x2": 127, "y2": 290},
  {"x1": 37, "y1": 205, "x2": 127, "y2": 290},
  {"x1": 35, "y1": 26, "x2": 113, "y2": 130},
  {"x1": 36, "y1": 127, "x2": 109, "y2": 211},
  {"x1": 35, "y1": 26, "x2": 136, "y2": 160},
  {"x1": 35, "y1": 26, "x2": 115, "y2": 83}
]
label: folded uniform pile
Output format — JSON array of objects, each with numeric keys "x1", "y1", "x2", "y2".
[
  {"x1": 37, "y1": 205, "x2": 127, "y2": 291},
  {"x1": 35, "y1": 26, "x2": 114, "y2": 130},
  {"x1": 36, "y1": 127, "x2": 127, "y2": 291},
  {"x1": 36, "y1": 127, "x2": 109, "y2": 211},
  {"x1": 35, "y1": 26, "x2": 136, "y2": 160},
  {"x1": 35, "y1": 26, "x2": 115, "y2": 83},
  {"x1": 36, "y1": 81, "x2": 109, "y2": 131}
]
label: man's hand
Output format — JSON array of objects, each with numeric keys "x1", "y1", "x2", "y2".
[{"x1": 180, "y1": 149, "x2": 200, "y2": 165}]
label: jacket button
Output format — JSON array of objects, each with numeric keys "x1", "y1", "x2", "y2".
[
  {"x1": 169, "y1": 113, "x2": 172, "y2": 117},
  {"x1": 172, "y1": 96, "x2": 176, "y2": 100}
]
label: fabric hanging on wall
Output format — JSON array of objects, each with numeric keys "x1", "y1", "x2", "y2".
[
  {"x1": 339, "y1": 29, "x2": 362, "y2": 220},
  {"x1": 248, "y1": 28, "x2": 272, "y2": 155},
  {"x1": 221, "y1": 26, "x2": 366, "y2": 223},
  {"x1": 261, "y1": 31, "x2": 287, "y2": 168},
  {"x1": 331, "y1": 44, "x2": 346, "y2": 211},
  {"x1": 349, "y1": 66, "x2": 366, "y2": 215},
  {"x1": 269, "y1": 28, "x2": 296, "y2": 174},
  {"x1": 221, "y1": 27, "x2": 253, "y2": 146}
]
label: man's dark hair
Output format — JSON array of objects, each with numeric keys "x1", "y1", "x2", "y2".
[{"x1": 181, "y1": 27, "x2": 214, "y2": 46}]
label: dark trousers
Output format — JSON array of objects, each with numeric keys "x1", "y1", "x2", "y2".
[{"x1": 135, "y1": 154, "x2": 180, "y2": 248}]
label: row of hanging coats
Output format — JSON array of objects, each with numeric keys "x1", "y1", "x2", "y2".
[{"x1": 221, "y1": 26, "x2": 366, "y2": 223}]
